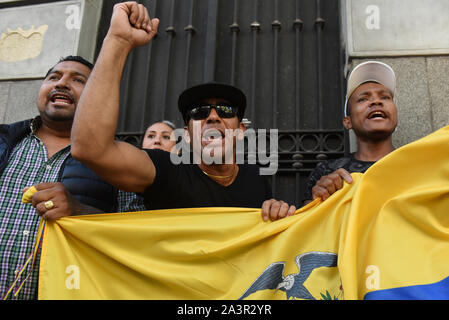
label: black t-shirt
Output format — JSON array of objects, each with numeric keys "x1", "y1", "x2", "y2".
[
  {"x1": 143, "y1": 149, "x2": 273, "y2": 210},
  {"x1": 303, "y1": 154, "x2": 375, "y2": 202}
]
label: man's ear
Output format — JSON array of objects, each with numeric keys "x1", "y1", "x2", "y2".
[
  {"x1": 343, "y1": 116, "x2": 352, "y2": 130},
  {"x1": 237, "y1": 121, "x2": 246, "y2": 140}
]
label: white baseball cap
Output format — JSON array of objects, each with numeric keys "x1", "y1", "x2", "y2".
[{"x1": 344, "y1": 61, "x2": 396, "y2": 117}]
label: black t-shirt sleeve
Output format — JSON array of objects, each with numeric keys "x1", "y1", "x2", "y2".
[{"x1": 142, "y1": 149, "x2": 176, "y2": 203}]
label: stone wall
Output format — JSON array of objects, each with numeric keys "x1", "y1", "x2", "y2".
[{"x1": 0, "y1": 0, "x2": 102, "y2": 124}]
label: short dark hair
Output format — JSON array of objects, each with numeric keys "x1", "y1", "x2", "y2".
[{"x1": 45, "y1": 55, "x2": 94, "y2": 78}]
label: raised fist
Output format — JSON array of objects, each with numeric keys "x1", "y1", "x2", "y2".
[{"x1": 107, "y1": 1, "x2": 159, "y2": 49}]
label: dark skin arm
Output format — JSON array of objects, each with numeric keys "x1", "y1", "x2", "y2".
[{"x1": 71, "y1": 2, "x2": 160, "y2": 193}]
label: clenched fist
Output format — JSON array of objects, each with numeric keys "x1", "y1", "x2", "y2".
[{"x1": 106, "y1": 1, "x2": 159, "y2": 50}]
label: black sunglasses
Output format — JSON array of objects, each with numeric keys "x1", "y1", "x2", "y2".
[{"x1": 187, "y1": 104, "x2": 239, "y2": 121}]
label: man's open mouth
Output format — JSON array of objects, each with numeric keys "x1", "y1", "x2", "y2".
[
  {"x1": 49, "y1": 91, "x2": 74, "y2": 105},
  {"x1": 202, "y1": 128, "x2": 225, "y2": 143},
  {"x1": 368, "y1": 110, "x2": 387, "y2": 119}
]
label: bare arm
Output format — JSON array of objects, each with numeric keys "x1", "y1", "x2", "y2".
[{"x1": 71, "y1": 2, "x2": 160, "y2": 193}]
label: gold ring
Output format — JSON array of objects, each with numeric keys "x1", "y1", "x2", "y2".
[{"x1": 44, "y1": 200, "x2": 54, "y2": 210}]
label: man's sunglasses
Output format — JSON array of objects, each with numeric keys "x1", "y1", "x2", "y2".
[{"x1": 187, "y1": 105, "x2": 239, "y2": 121}]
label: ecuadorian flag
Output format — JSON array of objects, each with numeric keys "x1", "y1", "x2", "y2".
[
  {"x1": 38, "y1": 185, "x2": 354, "y2": 300},
  {"x1": 37, "y1": 125, "x2": 449, "y2": 300},
  {"x1": 340, "y1": 125, "x2": 449, "y2": 300}
]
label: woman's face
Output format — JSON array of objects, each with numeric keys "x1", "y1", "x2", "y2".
[{"x1": 142, "y1": 122, "x2": 177, "y2": 152}]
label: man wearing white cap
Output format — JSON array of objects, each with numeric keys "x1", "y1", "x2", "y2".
[{"x1": 303, "y1": 61, "x2": 398, "y2": 203}]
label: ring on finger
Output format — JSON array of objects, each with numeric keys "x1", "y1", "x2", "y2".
[{"x1": 44, "y1": 200, "x2": 54, "y2": 210}]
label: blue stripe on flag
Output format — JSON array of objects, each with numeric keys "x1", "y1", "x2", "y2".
[{"x1": 364, "y1": 276, "x2": 449, "y2": 300}]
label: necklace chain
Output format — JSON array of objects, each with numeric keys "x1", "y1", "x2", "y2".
[{"x1": 201, "y1": 166, "x2": 236, "y2": 179}]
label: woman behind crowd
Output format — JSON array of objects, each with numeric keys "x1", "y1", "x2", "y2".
[{"x1": 141, "y1": 120, "x2": 177, "y2": 152}]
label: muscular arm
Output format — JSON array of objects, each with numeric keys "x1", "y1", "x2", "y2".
[{"x1": 71, "y1": 2, "x2": 160, "y2": 193}]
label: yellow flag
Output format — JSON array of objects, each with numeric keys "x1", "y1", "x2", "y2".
[
  {"x1": 38, "y1": 125, "x2": 449, "y2": 300},
  {"x1": 339, "y1": 125, "x2": 449, "y2": 299},
  {"x1": 38, "y1": 177, "x2": 361, "y2": 300}
]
